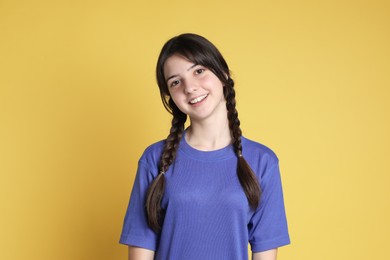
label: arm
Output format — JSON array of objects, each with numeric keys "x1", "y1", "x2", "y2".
[
  {"x1": 128, "y1": 246, "x2": 155, "y2": 260},
  {"x1": 252, "y1": 248, "x2": 277, "y2": 260},
  {"x1": 248, "y1": 159, "x2": 290, "y2": 255},
  {"x1": 120, "y1": 161, "x2": 159, "y2": 256}
]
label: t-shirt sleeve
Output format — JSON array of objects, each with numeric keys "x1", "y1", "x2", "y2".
[
  {"x1": 248, "y1": 159, "x2": 290, "y2": 252},
  {"x1": 119, "y1": 160, "x2": 158, "y2": 251}
]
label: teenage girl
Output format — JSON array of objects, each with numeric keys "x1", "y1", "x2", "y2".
[{"x1": 120, "y1": 33, "x2": 290, "y2": 260}]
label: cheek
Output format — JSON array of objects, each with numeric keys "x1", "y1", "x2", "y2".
[
  {"x1": 205, "y1": 75, "x2": 224, "y2": 88},
  {"x1": 208, "y1": 78, "x2": 225, "y2": 95},
  {"x1": 169, "y1": 90, "x2": 181, "y2": 101},
  {"x1": 168, "y1": 91, "x2": 186, "y2": 109}
]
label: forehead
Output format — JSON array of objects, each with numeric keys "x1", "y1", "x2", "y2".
[{"x1": 163, "y1": 54, "x2": 195, "y2": 79}]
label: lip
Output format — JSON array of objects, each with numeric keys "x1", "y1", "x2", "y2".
[{"x1": 188, "y1": 94, "x2": 208, "y2": 105}]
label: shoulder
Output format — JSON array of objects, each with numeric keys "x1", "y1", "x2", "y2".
[
  {"x1": 138, "y1": 139, "x2": 165, "y2": 168},
  {"x1": 241, "y1": 136, "x2": 279, "y2": 174},
  {"x1": 242, "y1": 136, "x2": 278, "y2": 162}
]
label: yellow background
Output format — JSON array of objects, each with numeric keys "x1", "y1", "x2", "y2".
[{"x1": 1, "y1": 0, "x2": 389, "y2": 259}]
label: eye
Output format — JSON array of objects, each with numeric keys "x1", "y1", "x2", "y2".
[
  {"x1": 170, "y1": 79, "x2": 180, "y2": 87},
  {"x1": 195, "y1": 68, "x2": 205, "y2": 75}
]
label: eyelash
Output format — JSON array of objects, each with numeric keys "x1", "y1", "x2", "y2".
[
  {"x1": 169, "y1": 67, "x2": 206, "y2": 87},
  {"x1": 171, "y1": 80, "x2": 180, "y2": 87},
  {"x1": 195, "y1": 68, "x2": 205, "y2": 74}
]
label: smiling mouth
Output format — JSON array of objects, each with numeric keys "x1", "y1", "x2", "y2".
[{"x1": 189, "y1": 94, "x2": 208, "y2": 104}]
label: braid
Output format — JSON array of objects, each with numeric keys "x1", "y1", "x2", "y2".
[
  {"x1": 225, "y1": 77, "x2": 261, "y2": 209},
  {"x1": 146, "y1": 99, "x2": 187, "y2": 232}
]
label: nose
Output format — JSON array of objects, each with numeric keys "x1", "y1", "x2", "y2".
[{"x1": 183, "y1": 77, "x2": 198, "y2": 94}]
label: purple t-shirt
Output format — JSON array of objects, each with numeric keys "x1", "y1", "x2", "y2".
[{"x1": 120, "y1": 135, "x2": 290, "y2": 259}]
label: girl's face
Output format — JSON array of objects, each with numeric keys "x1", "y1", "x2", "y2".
[{"x1": 163, "y1": 54, "x2": 226, "y2": 123}]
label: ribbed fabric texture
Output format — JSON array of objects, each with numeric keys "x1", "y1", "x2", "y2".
[{"x1": 120, "y1": 134, "x2": 290, "y2": 260}]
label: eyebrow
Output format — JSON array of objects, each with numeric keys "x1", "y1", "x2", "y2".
[{"x1": 166, "y1": 63, "x2": 198, "y2": 82}]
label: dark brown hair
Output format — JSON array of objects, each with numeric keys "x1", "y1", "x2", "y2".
[{"x1": 146, "y1": 33, "x2": 261, "y2": 232}]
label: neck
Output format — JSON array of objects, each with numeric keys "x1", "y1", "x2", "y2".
[{"x1": 186, "y1": 114, "x2": 231, "y2": 151}]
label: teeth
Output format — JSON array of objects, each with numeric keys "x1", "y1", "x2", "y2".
[{"x1": 190, "y1": 94, "x2": 208, "y2": 104}]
